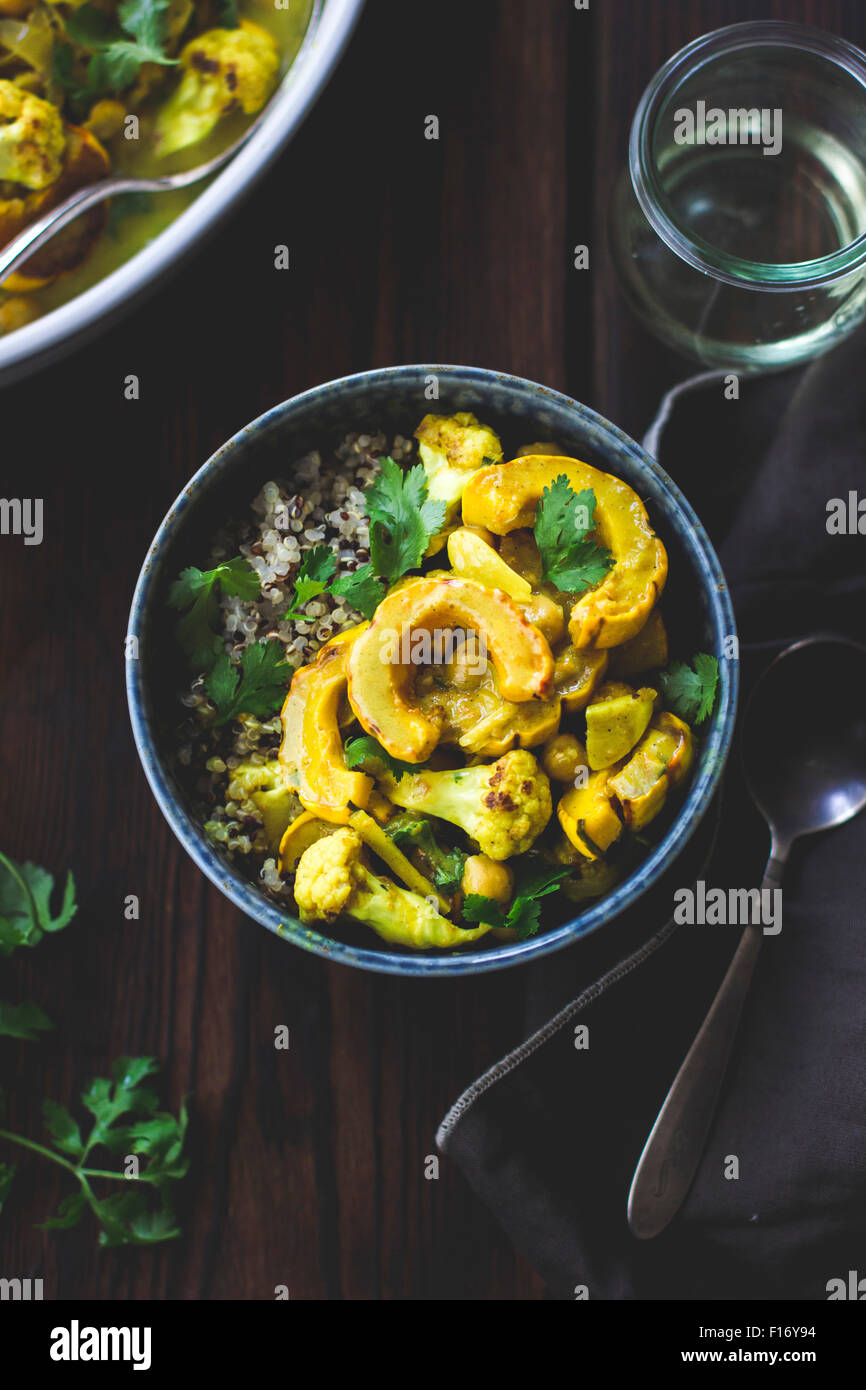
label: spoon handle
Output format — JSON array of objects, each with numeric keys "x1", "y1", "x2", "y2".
[{"x1": 627, "y1": 874, "x2": 776, "y2": 1239}]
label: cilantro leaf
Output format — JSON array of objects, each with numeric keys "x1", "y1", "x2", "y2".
[
  {"x1": 0, "y1": 1001, "x2": 54, "y2": 1042},
  {"x1": 365, "y1": 457, "x2": 446, "y2": 583},
  {"x1": 0, "y1": 1056, "x2": 189, "y2": 1247},
  {"x1": 344, "y1": 735, "x2": 427, "y2": 783},
  {"x1": 168, "y1": 557, "x2": 260, "y2": 669},
  {"x1": 215, "y1": 0, "x2": 240, "y2": 25},
  {"x1": 0, "y1": 852, "x2": 77, "y2": 957},
  {"x1": 330, "y1": 565, "x2": 387, "y2": 620},
  {"x1": 463, "y1": 863, "x2": 572, "y2": 940},
  {"x1": 534, "y1": 477, "x2": 614, "y2": 593},
  {"x1": 38, "y1": 1192, "x2": 87, "y2": 1231},
  {"x1": 385, "y1": 814, "x2": 466, "y2": 892},
  {"x1": 206, "y1": 640, "x2": 290, "y2": 725},
  {"x1": 284, "y1": 545, "x2": 337, "y2": 618},
  {"x1": 42, "y1": 1100, "x2": 84, "y2": 1158},
  {"x1": 657, "y1": 652, "x2": 719, "y2": 726},
  {"x1": 65, "y1": 0, "x2": 178, "y2": 96}
]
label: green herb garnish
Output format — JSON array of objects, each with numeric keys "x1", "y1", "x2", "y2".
[
  {"x1": 168, "y1": 557, "x2": 260, "y2": 669},
  {"x1": 656, "y1": 652, "x2": 719, "y2": 726},
  {"x1": 533, "y1": 476, "x2": 614, "y2": 593},
  {"x1": 462, "y1": 863, "x2": 572, "y2": 941},
  {"x1": 0, "y1": 852, "x2": 78, "y2": 1040},
  {"x1": 284, "y1": 545, "x2": 337, "y2": 619},
  {"x1": 329, "y1": 565, "x2": 387, "y2": 620},
  {"x1": 0, "y1": 1058, "x2": 189, "y2": 1247},
  {"x1": 205, "y1": 639, "x2": 290, "y2": 726},
  {"x1": 344, "y1": 735, "x2": 427, "y2": 783},
  {"x1": 64, "y1": 0, "x2": 178, "y2": 95},
  {"x1": 365, "y1": 457, "x2": 447, "y2": 584},
  {"x1": 0, "y1": 852, "x2": 77, "y2": 958},
  {"x1": 385, "y1": 813, "x2": 466, "y2": 893}
]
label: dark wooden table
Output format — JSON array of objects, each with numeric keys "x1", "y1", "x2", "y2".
[{"x1": 1, "y1": 0, "x2": 862, "y2": 1301}]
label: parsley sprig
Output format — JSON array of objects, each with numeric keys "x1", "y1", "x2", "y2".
[
  {"x1": 657, "y1": 652, "x2": 719, "y2": 726},
  {"x1": 168, "y1": 557, "x2": 260, "y2": 669},
  {"x1": 0, "y1": 1058, "x2": 189, "y2": 1247},
  {"x1": 462, "y1": 863, "x2": 572, "y2": 941},
  {"x1": 205, "y1": 639, "x2": 290, "y2": 726},
  {"x1": 534, "y1": 476, "x2": 614, "y2": 593}
]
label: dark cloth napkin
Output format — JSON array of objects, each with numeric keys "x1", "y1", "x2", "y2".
[{"x1": 436, "y1": 330, "x2": 866, "y2": 1301}]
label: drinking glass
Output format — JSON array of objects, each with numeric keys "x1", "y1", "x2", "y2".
[{"x1": 611, "y1": 22, "x2": 866, "y2": 371}]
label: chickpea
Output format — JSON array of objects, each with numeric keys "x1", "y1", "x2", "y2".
[
  {"x1": 520, "y1": 592, "x2": 566, "y2": 645},
  {"x1": 461, "y1": 855, "x2": 514, "y2": 905},
  {"x1": 542, "y1": 732, "x2": 587, "y2": 783},
  {"x1": 85, "y1": 100, "x2": 127, "y2": 143},
  {"x1": 443, "y1": 633, "x2": 487, "y2": 688}
]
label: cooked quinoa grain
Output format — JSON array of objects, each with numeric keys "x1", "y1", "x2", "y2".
[{"x1": 173, "y1": 430, "x2": 415, "y2": 902}]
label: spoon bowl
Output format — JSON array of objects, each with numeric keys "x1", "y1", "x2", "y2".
[
  {"x1": 742, "y1": 634, "x2": 866, "y2": 851},
  {"x1": 628, "y1": 632, "x2": 866, "y2": 1238}
]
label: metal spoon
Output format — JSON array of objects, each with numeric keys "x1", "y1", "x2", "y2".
[
  {"x1": 627, "y1": 634, "x2": 866, "y2": 1239},
  {"x1": 0, "y1": 0, "x2": 324, "y2": 288}
]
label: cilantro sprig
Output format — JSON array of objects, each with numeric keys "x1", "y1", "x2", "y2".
[
  {"x1": 365, "y1": 457, "x2": 446, "y2": 584},
  {"x1": 205, "y1": 639, "x2": 290, "y2": 726},
  {"x1": 284, "y1": 547, "x2": 386, "y2": 623},
  {"x1": 284, "y1": 545, "x2": 336, "y2": 618},
  {"x1": 0, "y1": 1058, "x2": 189, "y2": 1247},
  {"x1": 656, "y1": 652, "x2": 719, "y2": 726},
  {"x1": 385, "y1": 814, "x2": 466, "y2": 893},
  {"x1": 61, "y1": 0, "x2": 179, "y2": 97},
  {"x1": 168, "y1": 556, "x2": 260, "y2": 669},
  {"x1": 344, "y1": 735, "x2": 427, "y2": 783},
  {"x1": 0, "y1": 851, "x2": 77, "y2": 1041},
  {"x1": 0, "y1": 852, "x2": 77, "y2": 958},
  {"x1": 462, "y1": 863, "x2": 572, "y2": 941},
  {"x1": 534, "y1": 477, "x2": 614, "y2": 593}
]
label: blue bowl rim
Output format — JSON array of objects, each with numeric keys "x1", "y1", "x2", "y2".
[{"x1": 126, "y1": 364, "x2": 738, "y2": 977}]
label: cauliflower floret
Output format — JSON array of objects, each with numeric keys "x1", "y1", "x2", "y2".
[
  {"x1": 415, "y1": 412, "x2": 503, "y2": 522},
  {"x1": 0, "y1": 80, "x2": 66, "y2": 191},
  {"x1": 155, "y1": 20, "x2": 279, "y2": 157},
  {"x1": 382, "y1": 749, "x2": 552, "y2": 861},
  {"x1": 293, "y1": 828, "x2": 492, "y2": 950}
]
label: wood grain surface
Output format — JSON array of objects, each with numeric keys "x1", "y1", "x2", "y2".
[{"x1": 1, "y1": 0, "x2": 863, "y2": 1301}]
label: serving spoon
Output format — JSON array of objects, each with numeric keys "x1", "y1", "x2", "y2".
[
  {"x1": 627, "y1": 634, "x2": 866, "y2": 1239},
  {"x1": 0, "y1": 0, "x2": 324, "y2": 289}
]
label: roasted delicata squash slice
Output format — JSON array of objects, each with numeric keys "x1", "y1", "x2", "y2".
[
  {"x1": 446, "y1": 527, "x2": 532, "y2": 600},
  {"x1": 279, "y1": 811, "x2": 338, "y2": 874},
  {"x1": 585, "y1": 682, "x2": 657, "y2": 770},
  {"x1": 557, "y1": 772, "x2": 623, "y2": 860},
  {"x1": 608, "y1": 609, "x2": 669, "y2": 678},
  {"x1": 608, "y1": 712, "x2": 693, "y2": 830},
  {"x1": 279, "y1": 630, "x2": 373, "y2": 824},
  {"x1": 346, "y1": 576, "x2": 555, "y2": 763},
  {"x1": 461, "y1": 454, "x2": 667, "y2": 648}
]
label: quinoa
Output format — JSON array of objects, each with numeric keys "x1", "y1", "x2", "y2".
[{"x1": 172, "y1": 429, "x2": 416, "y2": 902}]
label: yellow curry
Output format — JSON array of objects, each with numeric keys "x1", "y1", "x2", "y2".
[{"x1": 0, "y1": 0, "x2": 312, "y2": 334}]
